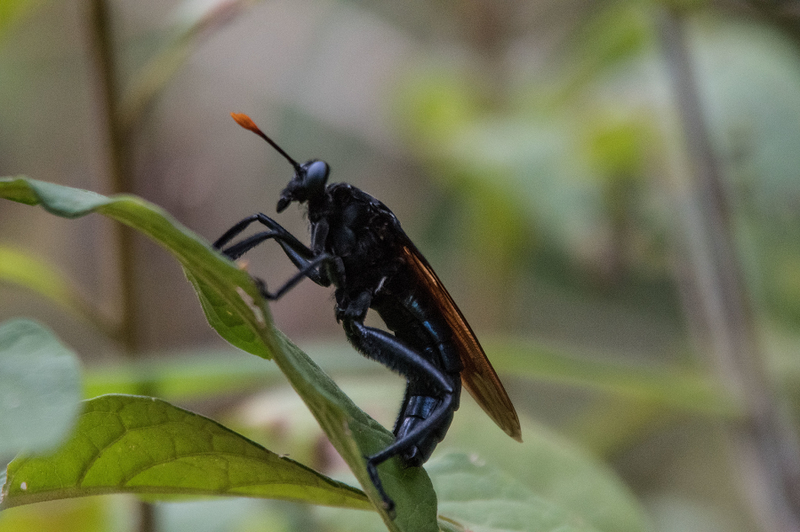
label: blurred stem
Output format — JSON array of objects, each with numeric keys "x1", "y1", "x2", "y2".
[
  {"x1": 86, "y1": 0, "x2": 138, "y2": 353},
  {"x1": 86, "y1": 1, "x2": 152, "y2": 532},
  {"x1": 658, "y1": 8, "x2": 800, "y2": 532},
  {"x1": 119, "y1": 0, "x2": 246, "y2": 134}
]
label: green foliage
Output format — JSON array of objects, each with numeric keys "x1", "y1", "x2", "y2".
[
  {"x1": 439, "y1": 400, "x2": 648, "y2": 532},
  {"x1": 1, "y1": 394, "x2": 370, "y2": 509},
  {"x1": 0, "y1": 248, "x2": 82, "y2": 317},
  {"x1": 5, "y1": 1, "x2": 800, "y2": 530},
  {"x1": 0, "y1": 176, "x2": 436, "y2": 531},
  {"x1": 0, "y1": 176, "x2": 652, "y2": 532},
  {"x1": 429, "y1": 453, "x2": 602, "y2": 532},
  {"x1": 1, "y1": 175, "x2": 271, "y2": 359},
  {"x1": 0, "y1": 319, "x2": 82, "y2": 458},
  {"x1": 485, "y1": 339, "x2": 734, "y2": 416},
  {"x1": 0, "y1": 248, "x2": 114, "y2": 334}
]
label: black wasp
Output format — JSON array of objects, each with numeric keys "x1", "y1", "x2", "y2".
[{"x1": 215, "y1": 113, "x2": 522, "y2": 514}]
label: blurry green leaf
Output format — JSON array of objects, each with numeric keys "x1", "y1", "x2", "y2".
[
  {"x1": 430, "y1": 453, "x2": 601, "y2": 532},
  {"x1": 0, "y1": 319, "x2": 82, "y2": 458},
  {"x1": 0, "y1": 496, "x2": 112, "y2": 532},
  {"x1": 82, "y1": 343, "x2": 378, "y2": 401},
  {"x1": 582, "y1": 112, "x2": 652, "y2": 182},
  {"x1": 0, "y1": 247, "x2": 74, "y2": 308},
  {"x1": 0, "y1": 176, "x2": 438, "y2": 530},
  {"x1": 694, "y1": 19, "x2": 800, "y2": 205},
  {"x1": 686, "y1": 19, "x2": 800, "y2": 330},
  {"x1": 437, "y1": 517, "x2": 467, "y2": 532},
  {"x1": 648, "y1": 493, "x2": 739, "y2": 532},
  {"x1": 487, "y1": 338, "x2": 734, "y2": 416},
  {"x1": 565, "y1": 398, "x2": 675, "y2": 457},
  {"x1": 158, "y1": 498, "x2": 290, "y2": 532},
  {"x1": 0, "y1": 394, "x2": 370, "y2": 510},
  {"x1": 395, "y1": 69, "x2": 482, "y2": 151},
  {"x1": 0, "y1": 247, "x2": 113, "y2": 334},
  {"x1": 82, "y1": 348, "x2": 281, "y2": 400},
  {"x1": 445, "y1": 118, "x2": 607, "y2": 265},
  {"x1": 563, "y1": 1, "x2": 655, "y2": 96},
  {"x1": 441, "y1": 401, "x2": 649, "y2": 532}
]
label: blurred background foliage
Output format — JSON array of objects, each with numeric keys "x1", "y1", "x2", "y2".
[{"x1": 2, "y1": 0, "x2": 800, "y2": 531}]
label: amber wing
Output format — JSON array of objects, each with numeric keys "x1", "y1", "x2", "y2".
[{"x1": 399, "y1": 242, "x2": 522, "y2": 442}]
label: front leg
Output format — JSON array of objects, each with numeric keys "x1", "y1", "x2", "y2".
[
  {"x1": 255, "y1": 252, "x2": 334, "y2": 300},
  {"x1": 214, "y1": 213, "x2": 332, "y2": 297},
  {"x1": 215, "y1": 214, "x2": 320, "y2": 276},
  {"x1": 214, "y1": 213, "x2": 309, "y2": 257}
]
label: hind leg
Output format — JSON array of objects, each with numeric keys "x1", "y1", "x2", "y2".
[{"x1": 342, "y1": 319, "x2": 457, "y2": 514}]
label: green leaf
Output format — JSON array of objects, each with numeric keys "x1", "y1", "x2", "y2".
[
  {"x1": 429, "y1": 453, "x2": 602, "y2": 532},
  {"x1": 0, "y1": 247, "x2": 114, "y2": 334},
  {"x1": 306, "y1": 375, "x2": 648, "y2": 532},
  {"x1": 440, "y1": 400, "x2": 648, "y2": 532},
  {"x1": 82, "y1": 348, "x2": 283, "y2": 400},
  {"x1": 157, "y1": 498, "x2": 279, "y2": 532},
  {"x1": 485, "y1": 338, "x2": 734, "y2": 416},
  {"x1": 0, "y1": 496, "x2": 111, "y2": 532},
  {"x1": 0, "y1": 394, "x2": 370, "y2": 510},
  {"x1": 0, "y1": 247, "x2": 76, "y2": 311},
  {"x1": 185, "y1": 271, "x2": 270, "y2": 359},
  {"x1": 269, "y1": 332, "x2": 439, "y2": 531},
  {"x1": 0, "y1": 175, "x2": 270, "y2": 359},
  {"x1": 0, "y1": 176, "x2": 439, "y2": 530},
  {"x1": 0, "y1": 319, "x2": 82, "y2": 458}
]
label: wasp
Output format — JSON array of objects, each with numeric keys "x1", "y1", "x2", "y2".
[{"x1": 215, "y1": 113, "x2": 522, "y2": 514}]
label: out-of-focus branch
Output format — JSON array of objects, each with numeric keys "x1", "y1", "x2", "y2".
[
  {"x1": 658, "y1": 7, "x2": 800, "y2": 532},
  {"x1": 86, "y1": 1, "x2": 150, "y2": 531},
  {"x1": 86, "y1": 0, "x2": 138, "y2": 353},
  {"x1": 119, "y1": 0, "x2": 250, "y2": 135}
]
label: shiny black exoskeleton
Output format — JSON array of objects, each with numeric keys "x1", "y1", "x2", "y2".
[{"x1": 215, "y1": 114, "x2": 520, "y2": 515}]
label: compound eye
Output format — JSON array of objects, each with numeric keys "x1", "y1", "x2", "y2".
[{"x1": 305, "y1": 160, "x2": 330, "y2": 193}]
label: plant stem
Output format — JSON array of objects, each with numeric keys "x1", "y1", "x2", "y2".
[
  {"x1": 658, "y1": 8, "x2": 800, "y2": 532},
  {"x1": 86, "y1": 0, "x2": 138, "y2": 352},
  {"x1": 86, "y1": 1, "x2": 152, "y2": 531}
]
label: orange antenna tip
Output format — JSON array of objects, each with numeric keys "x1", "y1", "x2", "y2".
[
  {"x1": 229, "y1": 111, "x2": 302, "y2": 169},
  {"x1": 231, "y1": 112, "x2": 261, "y2": 134}
]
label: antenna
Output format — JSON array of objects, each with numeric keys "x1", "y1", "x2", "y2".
[{"x1": 230, "y1": 113, "x2": 302, "y2": 172}]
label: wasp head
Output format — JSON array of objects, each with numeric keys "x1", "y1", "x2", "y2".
[{"x1": 276, "y1": 159, "x2": 330, "y2": 212}]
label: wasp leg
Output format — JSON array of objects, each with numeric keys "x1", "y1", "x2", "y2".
[
  {"x1": 215, "y1": 214, "x2": 341, "y2": 297},
  {"x1": 214, "y1": 213, "x2": 319, "y2": 271},
  {"x1": 213, "y1": 213, "x2": 303, "y2": 251},
  {"x1": 342, "y1": 320, "x2": 456, "y2": 515},
  {"x1": 253, "y1": 252, "x2": 334, "y2": 300}
]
